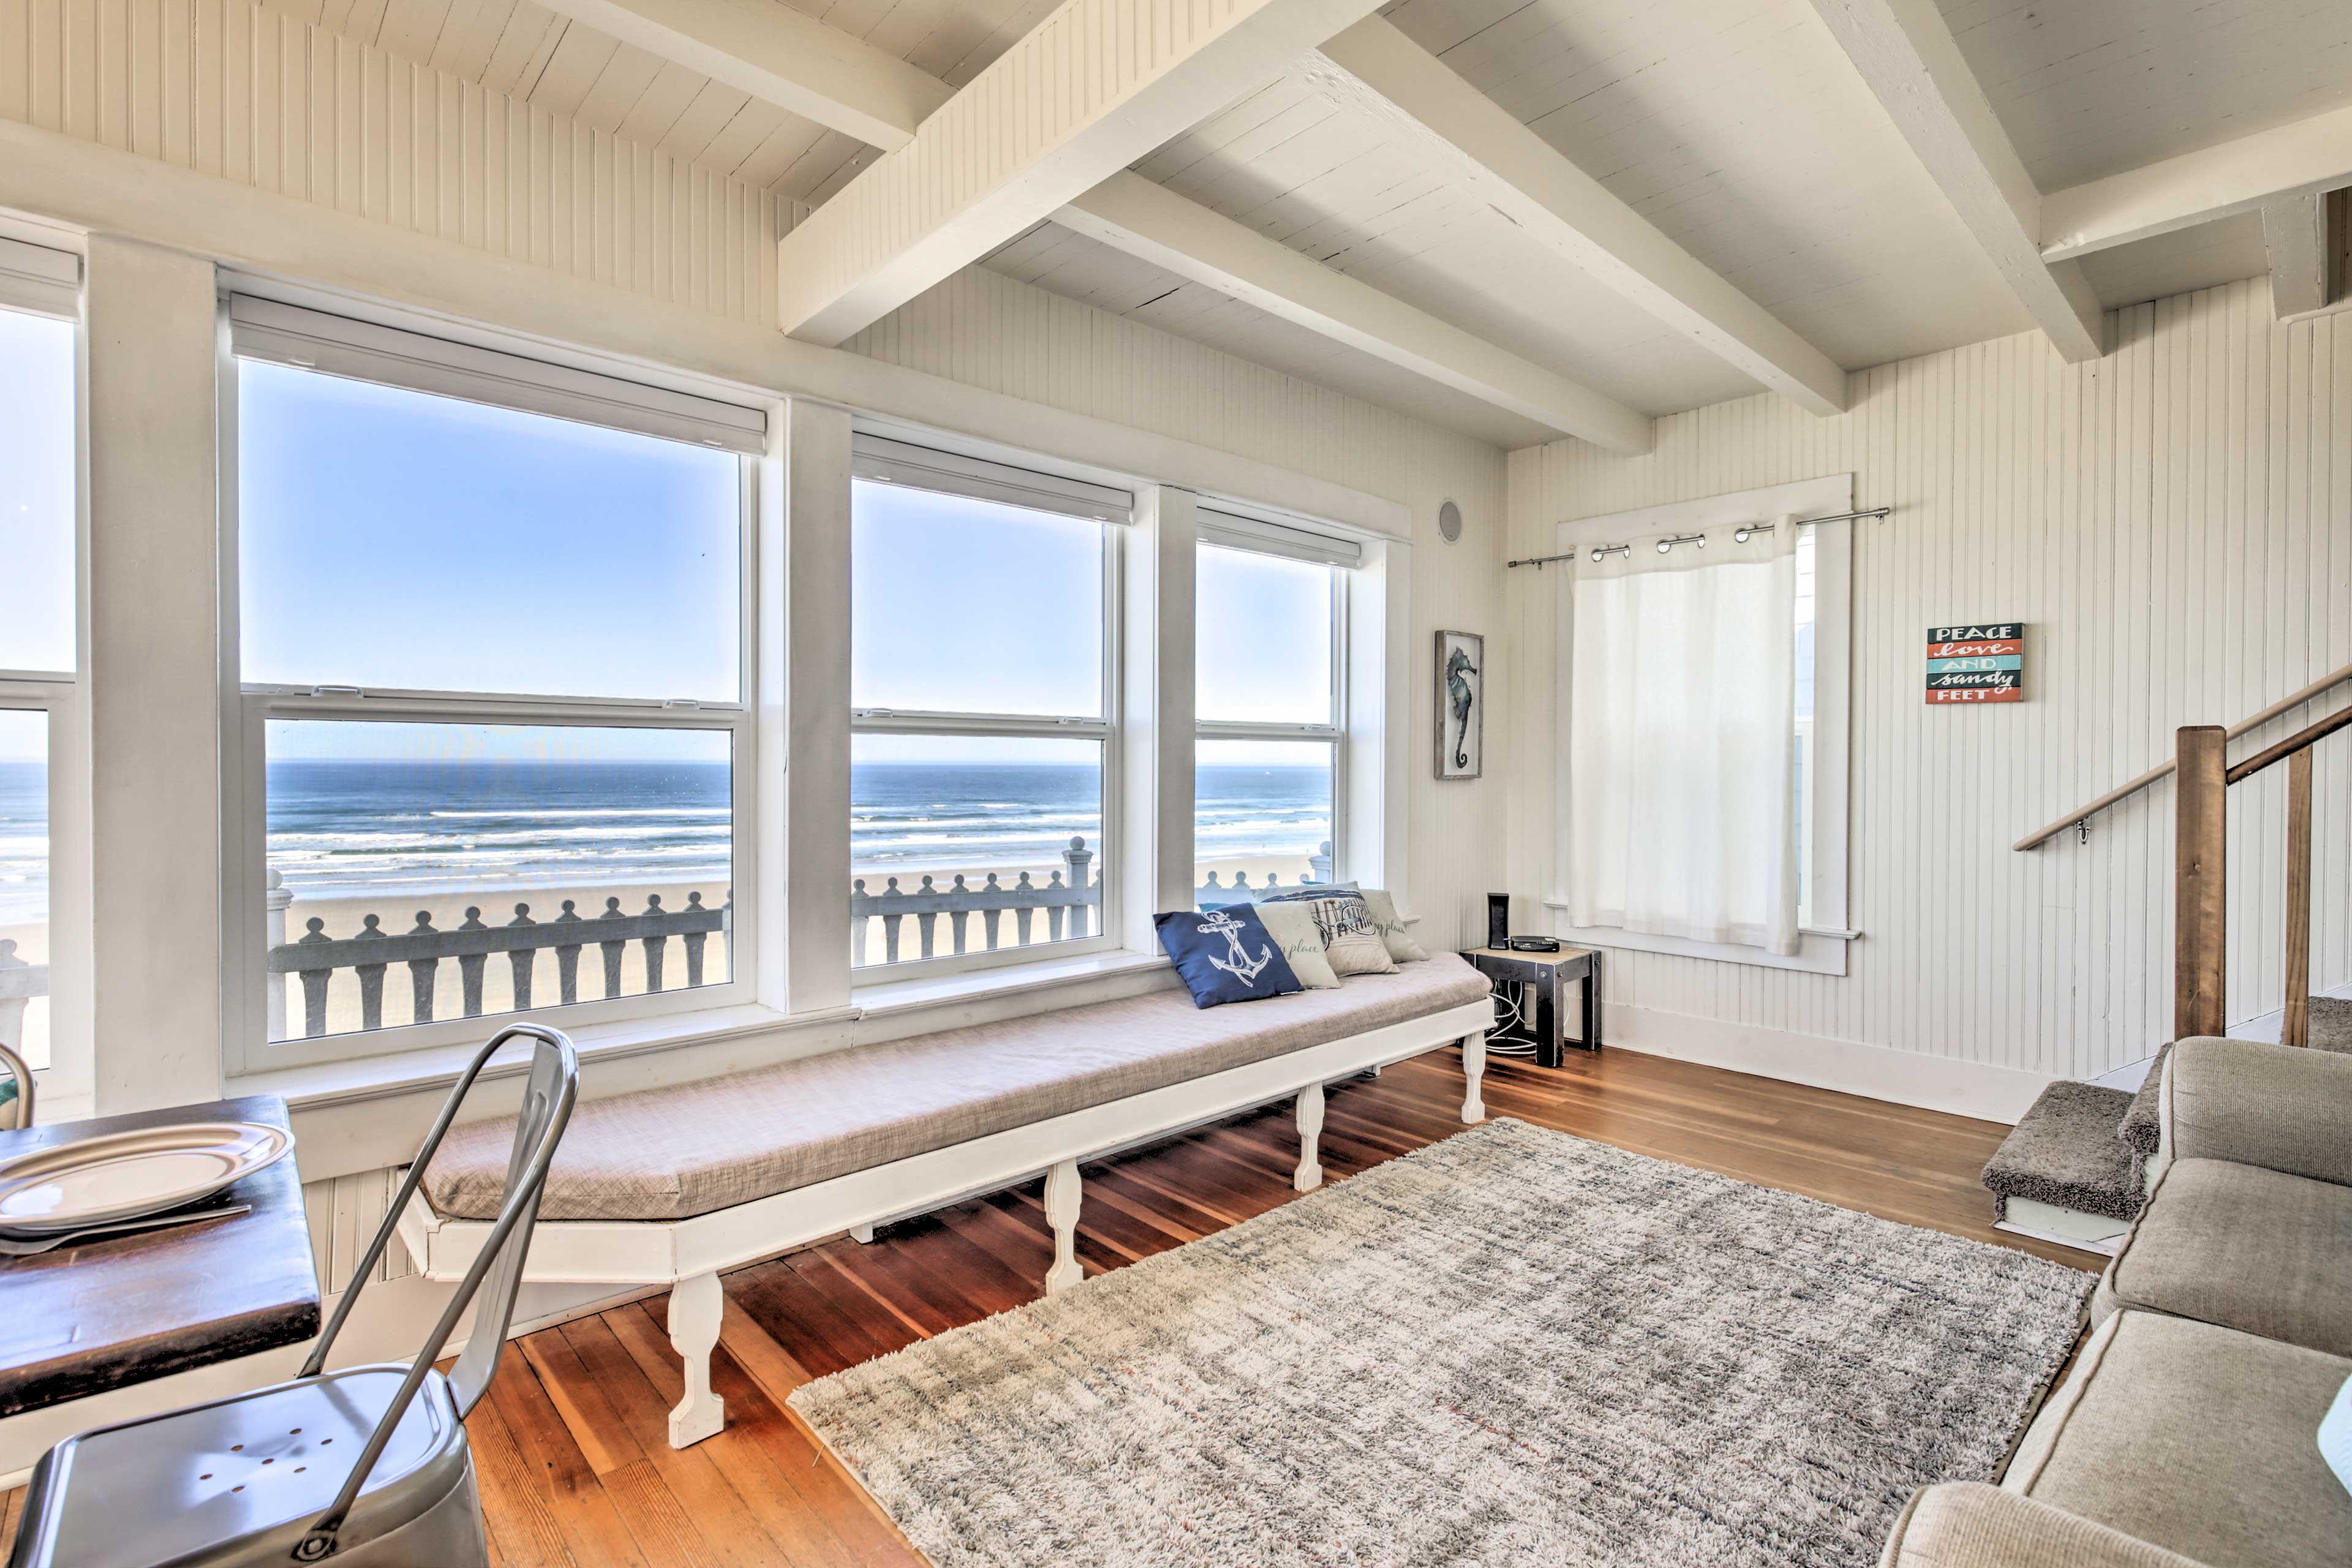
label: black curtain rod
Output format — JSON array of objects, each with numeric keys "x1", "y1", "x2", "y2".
[{"x1": 1506, "y1": 506, "x2": 1892, "y2": 570}]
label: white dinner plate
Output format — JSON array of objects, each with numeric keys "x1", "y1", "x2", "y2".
[{"x1": 0, "y1": 1121, "x2": 293, "y2": 1236}]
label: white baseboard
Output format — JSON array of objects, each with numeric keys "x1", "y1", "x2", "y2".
[{"x1": 1599, "y1": 1002, "x2": 2054, "y2": 1125}]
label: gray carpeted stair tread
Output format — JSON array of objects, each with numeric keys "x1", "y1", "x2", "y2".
[
  {"x1": 2309, "y1": 997, "x2": 2352, "y2": 1052},
  {"x1": 1984, "y1": 1081, "x2": 2144, "y2": 1223}
]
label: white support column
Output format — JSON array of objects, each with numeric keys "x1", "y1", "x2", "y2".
[
  {"x1": 780, "y1": 400, "x2": 854, "y2": 1014},
  {"x1": 665, "y1": 1268, "x2": 726, "y2": 1447},
  {"x1": 1042, "y1": 1158, "x2": 1084, "y2": 1295},
  {"x1": 86, "y1": 236, "x2": 223, "y2": 1113},
  {"x1": 1460, "y1": 1031, "x2": 1487, "y2": 1123},
  {"x1": 1294, "y1": 1081, "x2": 1326, "y2": 1192},
  {"x1": 1121, "y1": 486, "x2": 1196, "y2": 949}
]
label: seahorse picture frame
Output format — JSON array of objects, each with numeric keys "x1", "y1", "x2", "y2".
[{"x1": 1436, "y1": 629, "x2": 1483, "y2": 780}]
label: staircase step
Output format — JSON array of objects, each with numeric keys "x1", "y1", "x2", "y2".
[
  {"x1": 2309, "y1": 997, "x2": 2352, "y2": 1053},
  {"x1": 1983, "y1": 1081, "x2": 2143, "y2": 1223}
]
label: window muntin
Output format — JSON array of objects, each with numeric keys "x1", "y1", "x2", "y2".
[
  {"x1": 232, "y1": 324, "x2": 756, "y2": 1066},
  {"x1": 238, "y1": 361, "x2": 741, "y2": 703},
  {"x1": 1194, "y1": 541, "x2": 1343, "y2": 900},
  {"x1": 0, "y1": 307, "x2": 76, "y2": 675},
  {"x1": 848, "y1": 464, "x2": 1117, "y2": 975},
  {"x1": 851, "y1": 480, "x2": 1105, "y2": 720}
]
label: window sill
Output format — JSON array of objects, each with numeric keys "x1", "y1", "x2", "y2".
[
  {"x1": 1540, "y1": 909, "x2": 1856, "y2": 976},
  {"x1": 226, "y1": 998, "x2": 859, "y2": 1114},
  {"x1": 854, "y1": 948, "x2": 1174, "y2": 1020}
]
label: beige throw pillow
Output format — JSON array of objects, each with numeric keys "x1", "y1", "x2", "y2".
[
  {"x1": 1247, "y1": 901, "x2": 1340, "y2": 989},
  {"x1": 1295, "y1": 892, "x2": 1398, "y2": 976},
  {"x1": 1352, "y1": 887, "x2": 1428, "y2": 962}
]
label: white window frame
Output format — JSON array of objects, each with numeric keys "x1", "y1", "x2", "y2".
[
  {"x1": 1545, "y1": 474, "x2": 1855, "y2": 976},
  {"x1": 848, "y1": 435, "x2": 1129, "y2": 982},
  {"x1": 1193, "y1": 518, "x2": 1353, "y2": 899},
  {"x1": 0, "y1": 243, "x2": 93, "y2": 1109},
  {"x1": 218, "y1": 299, "x2": 766, "y2": 1076}
]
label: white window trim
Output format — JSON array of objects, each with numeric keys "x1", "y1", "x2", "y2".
[
  {"x1": 0, "y1": 277, "x2": 92, "y2": 1112},
  {"x1": 218, "y1": 304, "x2": 767, "y2": 1077},
  {"x1": 848, "y1": 443, "x2": 1129, "y2": 984},
  {"x1": 1194, "y1": 536, "x2": 1351, "y2": 894},
  {"x1": 1544, "y1": 475, "x2": 1856, "y2": 977}
]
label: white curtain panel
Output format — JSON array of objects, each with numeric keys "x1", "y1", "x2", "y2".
[{"x1": 1565, "y1": 521, "x2": 1800, "y2": 956}]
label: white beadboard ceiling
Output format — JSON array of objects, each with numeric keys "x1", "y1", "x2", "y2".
[
  {"x1": 267, "y1": 0, "x2": 2310, "y2": 446},
  {"x1": 1937, "y1": 0, "x2": 2352, "y2": 192}
]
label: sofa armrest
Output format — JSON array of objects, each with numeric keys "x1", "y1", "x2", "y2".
[
  {"x1": 1880, "y1": 1485, "x2": 2206, "y2": 1568},
  {"x1": 2162, "y1": 1036, "x2": 2352, "y2": 1186}
]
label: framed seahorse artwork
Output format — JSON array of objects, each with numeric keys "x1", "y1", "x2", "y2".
[{"x1": 1436, "y1": 630, "x2": 1483, "y2": 780}]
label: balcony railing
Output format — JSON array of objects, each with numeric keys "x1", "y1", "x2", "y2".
[
  {"x1": 0, "y1": 938, "x2": 48, "y2": 1061},
  {"x1": 261, "y1": 838, "x2": 1341, "y2": 1039}
]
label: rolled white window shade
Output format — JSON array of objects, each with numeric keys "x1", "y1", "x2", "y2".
[
  {"x1": 0, "y1": 236, "x2": 80, "y2": 321},
  {"x1": 1197, "y1": 507, "x2": 1364, "y2": 568},
  {"x1": 851, "y1": 433, "x2": 1134, "y2": 524},
  {"x1": 227, "y1": 296, "x2": 768, "y2": 456}
]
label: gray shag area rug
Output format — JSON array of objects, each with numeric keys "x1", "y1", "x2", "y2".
[{"x1": 790, "y1": 1118, "x2": 2092, "y2": 1568}]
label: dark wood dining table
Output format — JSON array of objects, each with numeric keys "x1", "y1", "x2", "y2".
[{"x1": 0, "y1": 1095, "x2": 321, "y2": 1419}]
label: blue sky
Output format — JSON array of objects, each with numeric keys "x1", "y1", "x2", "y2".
[{"x1": 4, "y1": 343, "x2": 1336, "y2": 767}]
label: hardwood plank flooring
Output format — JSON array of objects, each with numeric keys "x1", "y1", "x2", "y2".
[{"x1": 0, "y1": 1045, "x2": 2089, "y2": 1564}]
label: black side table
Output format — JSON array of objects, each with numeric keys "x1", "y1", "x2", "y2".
[{"x1": 1460, "y1": 946, "x2": 1601, "y2": 1068}]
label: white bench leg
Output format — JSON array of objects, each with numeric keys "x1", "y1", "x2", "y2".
[
  {"x1": 1461, "y1": 1031, "x2": 1487, "y2": 1123},
  {"x1": 1294, "y1": 1082, "x2": 1325, "y2": 1192},
  {"x1": 848, "y1": 1223, "x2": 875, "y2": 1243},
  {"x1": 1043, "y1": 1158, "x2": 1084, "y2": 1295},
  {"x1": 666, "y1": 1268, "x2": 726, "y2": 1449}
]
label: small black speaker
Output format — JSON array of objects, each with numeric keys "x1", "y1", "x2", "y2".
[{"x1": 1487, "y1": 894, "x2": 1510, "y2": 951}]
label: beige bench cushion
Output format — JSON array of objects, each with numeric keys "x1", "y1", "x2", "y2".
[
  {"x1": 425, "y1": 954, "x2": 1491, "y2": 1222},
  {"x1": 2092, "y1": 1156, "x2": 2352, "y2": 1356},
  {"x1": 2004, "y1": 1311, "x2": 2352, "y2": 1568}
]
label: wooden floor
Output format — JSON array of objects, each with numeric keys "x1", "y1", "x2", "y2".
[{"x1": 0, "y1": 1044, "x2": 2092, "y2": 1565}]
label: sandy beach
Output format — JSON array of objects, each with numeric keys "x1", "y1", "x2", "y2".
[{"x1": 268, "y1": 850, "x2": 1325, "y2": 1042}]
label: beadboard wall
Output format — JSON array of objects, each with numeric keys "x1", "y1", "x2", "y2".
[
  {"x1": 0, "y1": 0, "x2": 795, "y2": 324},
  {"x1": 1506, "y1": 276, "x2": 2351, "y2": 1109}
]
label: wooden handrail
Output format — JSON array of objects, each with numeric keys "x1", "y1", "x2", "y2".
[
  {"x1": 2016, "y1": 658, "x2": 2352, "y2": 850},
  {"x1": 2225, "y1": 699, "x2": 2352, "y2": 783}
]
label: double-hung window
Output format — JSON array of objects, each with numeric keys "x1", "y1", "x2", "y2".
[
  {"x1": 1194, "y1": 511, "x2": 1353, "y2": 905},
  {"x1": 848, "y1": 436, "x2": 1126, "y2": 973},
  {"x1": 225, "y1": 298, "x2": 763, "y2": 1070},
  {"x1": 0, "y1": 237, "x2": 84, "y2": 1095}
]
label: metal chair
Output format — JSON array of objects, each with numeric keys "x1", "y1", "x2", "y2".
[{"x1": 9, "y1": 1023, "x2": 579, "y2": 1567}]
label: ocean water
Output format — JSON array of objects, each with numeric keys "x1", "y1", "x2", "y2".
[
  {"x1": 248, "y1": 760, "x2": 1330, "y2": 908},
  {"x1": 0, "y1": 762, "x2": 43, "y2": 925}
]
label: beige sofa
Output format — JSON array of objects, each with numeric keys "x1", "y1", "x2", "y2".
[{"x1": 1882, "y1": 1037, "x2": 2352, "y2": 1567}]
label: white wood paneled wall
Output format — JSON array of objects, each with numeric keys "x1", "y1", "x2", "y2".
[
  {"x1": 300, "y1": 1167, "x2": 414, "y2": 1298},
  {"x1": 0, "y1": 0, "x2": 794, "y2": 323},
  {"x1": 1509, "y1": 275, "x2": 2352, "y2": 1085}
]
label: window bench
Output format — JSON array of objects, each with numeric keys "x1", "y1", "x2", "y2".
[{"x1": 396, "y1": 955, "x2": 1494, "y2": 1447}]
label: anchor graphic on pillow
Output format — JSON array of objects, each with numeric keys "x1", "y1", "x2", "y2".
[{"x1": 1199, "y1": 908, "x2": 1273, "y2": 984}]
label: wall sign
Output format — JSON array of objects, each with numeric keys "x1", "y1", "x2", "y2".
[{"x1": 1928, "y1": 622, "x2": 2022, "y2": 704}]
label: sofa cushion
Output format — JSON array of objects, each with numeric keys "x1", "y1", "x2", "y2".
[
  {"x1": 1879, "y1": 1483, "x2": 2204, "y2": 1568},
  {"x1": 424, "y1": 953, "x2": 1492, "y2": 1222},
  {"x1": 2092, "y1": 1156, "x2": 2352, "y2": 1355},
  {"x1": 2162, "y1": 1035, "x2": 2352, "y2": 1186},
  {"x1": 2004, "y1": 1311, "x2": 2352, "y2": 1568}
]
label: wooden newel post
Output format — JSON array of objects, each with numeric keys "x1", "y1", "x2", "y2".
[
  {"x1": 2174, "y1": 725, "x2": 2228, "y2": 1040},
  {"x1": 2283, "y1": 749, "x2": 2313, "y2": 1048}
]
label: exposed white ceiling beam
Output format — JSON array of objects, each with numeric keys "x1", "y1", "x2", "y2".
[
  {"x1": 775, "y1": 0, "x2": 1388, "y2": 346},
  {"x1": 535, "y1": 0, "x2": 950, "y2": 151},
  {"x1": 2263, "y1": 192, "x2": 2330, "y2": 320},
  {"x1": 1306, "y1": 19, "x2": 1849, "y2": 418},
  {"x1": 1803, "y1": 0, "x2": 2103, "y2": 364},
  {"x1": 2039, "y1": 103, "x2": 2352, "y2": 262},
  {"x1": 1059, "y1": 173, "x2": 1654, "y2": 452}
]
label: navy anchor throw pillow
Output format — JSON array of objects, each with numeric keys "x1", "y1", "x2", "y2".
[{"x1": 1155, "y1": 907, "x2": 1303, "y2": 1008}]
